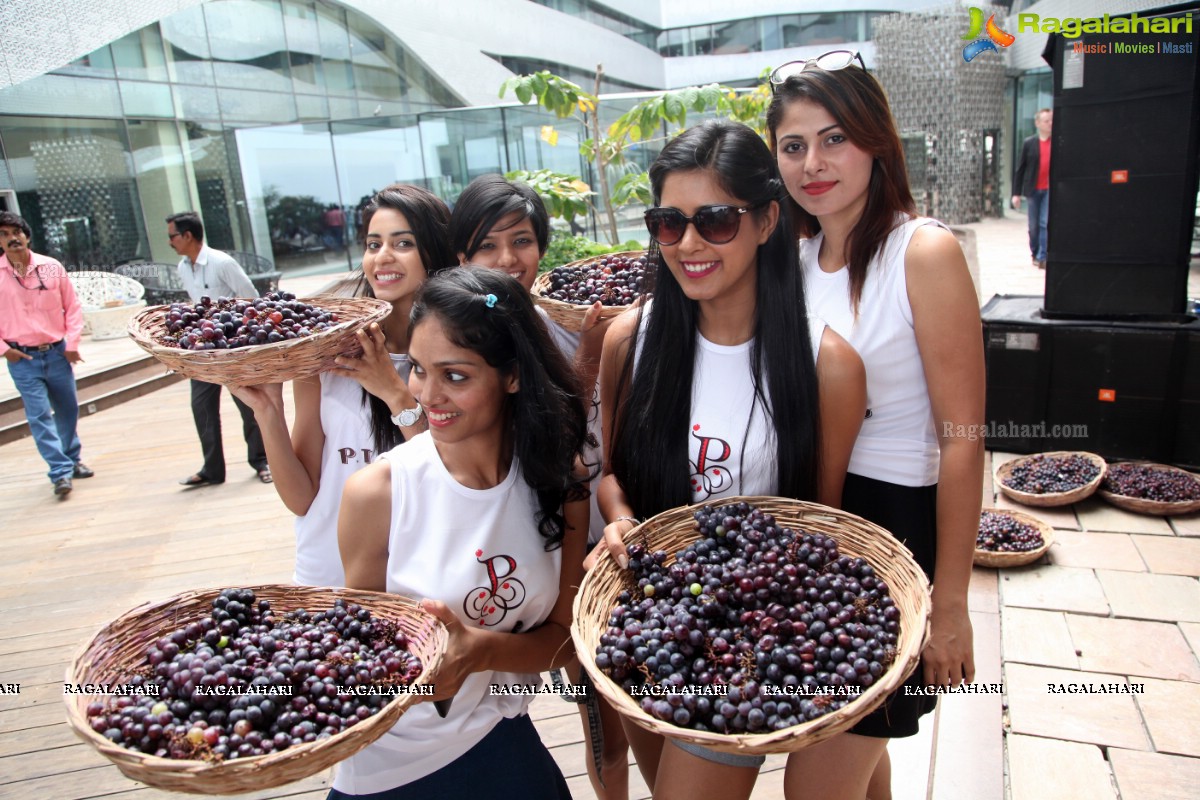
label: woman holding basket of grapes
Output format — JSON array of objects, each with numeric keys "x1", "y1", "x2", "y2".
[
  {"x1": 332, "y1": 267, "x2": 589, "y2": 798},
  {"x1": 597, "y1": 118, "x2": 868, "y2": 798},
  {"x1": 232, "y1": 184, "x2": 452, "y2": 588}
]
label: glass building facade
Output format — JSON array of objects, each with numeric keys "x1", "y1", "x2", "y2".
[
  {"x1": 0, "y1": 0, "x2": 1029, "y2": 278},
  {"x1": 0, "y1": 0, "x2": 466, "y2": 275}
]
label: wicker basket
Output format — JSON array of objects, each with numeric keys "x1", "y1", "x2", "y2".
[
  {"x1": 571, "y1": 496, "x2": 931, "y2": 755},
  {"x1": 65, "y1": 586, "x2": 446, "y2": 795},
  {"x1": 973, "y1": 508, "x2": 1055, "y2": 568},
  {"x1": 996, "y1": 451, "x2": 1107, "y2": 507},
  {"x1": 127, "y1": 295, "x2": 392, "y2": 386},
  {"x1": 1099, "y1": 462, "x2": 1200, "y2": 516},
  {"x1": 531, "y1": 250, "x2": 647, "y2": 329}
]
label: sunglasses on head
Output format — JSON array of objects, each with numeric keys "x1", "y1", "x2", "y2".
[
  {"x1": 769, "y1": 50, "x2": 865, "y2": 93},
  {"x1": 644, "y1": 204, "x2": 761, "y2": 246}
]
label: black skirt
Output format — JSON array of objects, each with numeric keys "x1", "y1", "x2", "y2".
[{"x1": 841, "y1": 471, "x2": 940, "y2": 739}]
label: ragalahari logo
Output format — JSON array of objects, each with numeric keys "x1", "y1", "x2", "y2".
[{"x1": 962, "y1": 7, "x2": 1015, "y2": 62}]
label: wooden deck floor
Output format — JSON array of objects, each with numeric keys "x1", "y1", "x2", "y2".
[{"x1": 0, "y1": 380, "x2": 952, "y2": 799}]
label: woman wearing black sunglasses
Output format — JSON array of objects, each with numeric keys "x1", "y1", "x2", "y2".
[
  {"x1": 596, "y1": 119, "x2": 867, "y2": 798},
  {"x1": 767, "y1": 54, "x2": 984, "y2": 798}
]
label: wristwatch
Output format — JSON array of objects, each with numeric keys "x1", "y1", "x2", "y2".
[{"x1": 391, "y1": 404, "x2": 423, "y2": 427}]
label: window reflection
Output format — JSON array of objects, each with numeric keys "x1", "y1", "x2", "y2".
[{"x1": 205, "y1": 0, "x2": 293, "y2": 93}]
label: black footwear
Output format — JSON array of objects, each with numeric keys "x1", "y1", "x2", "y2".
[
  {"x1": 54, "y1": 477, "x2": 73, "y2": 496},
  {"x1": 73, "y1": 461, "x2": 94, "y2": 479},
  {"x1": 179, "y1": 473, "x2": 222, "y2": 487},
  {"x1": 257, "y1": 468, "x2": 273, "y2": 484}
]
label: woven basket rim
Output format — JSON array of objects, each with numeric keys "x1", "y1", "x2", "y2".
[
  {"x1": 996, "y1": 451, "x2": 1107, "y2": 507},
  {"x1": 530, "y1": 250, "x2": 647, "y2": 326},
  {"x1": 1098, "y1": 462, "x2": 1200, "y2": 515},
  {"x1": 64, "y1": 585, "x2": 447, "y2": 795},
  {"x1": 974, "y1": 507, "x2": 1055, "y2": 567},
  {"x1": 571, "y1": 495, "x2": 931, "y2": 754},
  {"x1": 127, "y1": 295, "x2": 392, "y2": 386}
]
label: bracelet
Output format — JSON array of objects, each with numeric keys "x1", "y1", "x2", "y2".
[{"x1": 615, "y1": 516, "x2": 640, "y2": 528}]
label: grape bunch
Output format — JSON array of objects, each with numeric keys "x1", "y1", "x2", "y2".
[
  {"x1": 1003, "y1": 454, "x2": 1101, "y2": 494},
  {"x1": 595, "y1": 502, "x2": 900, "y2": 734},
  {"x1": 1103, "y1": 463, "x2": 1200, "y2": 503},
  {"x1": 545, "y1": 253, "x2": 649, "y2": 306},
  {"x1": 976, "y1": 511, "x2": 1044, "y2": 552},
  {"x1": 161, "y1": 292, "x2": 339, "y2": 351},
  {"x1": 85, "y1": 589, "x2": 422, "y2": 762}
]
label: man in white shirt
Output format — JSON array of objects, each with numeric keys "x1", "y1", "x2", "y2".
[{"x1": 167, "y1": 212, "x2": 272, "y2": 487}]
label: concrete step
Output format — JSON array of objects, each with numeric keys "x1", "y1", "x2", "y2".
[{"x1": 0, "y1": 356, "x2": 184, "y2": 446}]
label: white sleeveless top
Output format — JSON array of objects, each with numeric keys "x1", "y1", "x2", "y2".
[
  {"x1": 293, "y1": 357, "x2": 411, "y2": 587},
  {"x1": 633, "y1": 303, "x2": 826, "y2": 503},
  {"x1": 538, "y1": 307, "x2": 606, "y2": 545},
  {"x1": 800, "y1": 216, "x2": 945, "y2": 487},
  {"x1": 331, "y1": 432, "x2": 562, "y2": 794}
]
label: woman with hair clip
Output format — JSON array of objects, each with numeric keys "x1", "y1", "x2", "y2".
[
  {"x1": 231, "y1": 184, "x2": 452, "y2": 588},
  {"x1": 597, "y1": 118, "x2": 868, "y2": 799},
  {"x1": 451, "y1": 173, "x2": 632, "y2": 798},
  {"x1": 766, "y1": 51, "x2": 985, "y2": 799},
  {"x1": 331, "y1": 266, "x2": 588, "y2": 799}
]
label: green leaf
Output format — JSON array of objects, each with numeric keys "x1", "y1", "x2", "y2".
[
  {"x1": 514, "y1": 83, "x2": 533, "y2": 105},
  {"x1": 664, "y1": 95, "x2": 685, "y2": 124},
  {"x1": 530, "y1": 73, "x2": 548, "y2": 99},
  {"x1": 544, "y1": 84, "x2": 565, "y2": 116}
]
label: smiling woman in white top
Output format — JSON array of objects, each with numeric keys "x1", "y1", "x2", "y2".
[
  {"x1": 597, "y1": 119, "x2": 867, "y2": 799},
  {"x1": 767, "y1": 51, "x2": 985, "y2": 799},
  {"x1": 231, "y1": 184, "x2": 452, "y2": 587},
  {"x1": 332, "y1": 267, "x2": 589, "y2": 799}
]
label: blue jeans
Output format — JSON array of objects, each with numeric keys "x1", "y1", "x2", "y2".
[
  {"x1": 1026, "y1": 188, "x2": 1049, "y2": 262},
  {"x1": 8, "y1": 342, "x2": 80, "y2": 482}
]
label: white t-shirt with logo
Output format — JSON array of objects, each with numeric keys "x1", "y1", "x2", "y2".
[
  {"x1": 331, "y1": 432, "x2": 563, "y2": 794},
  {"x1": 633, "y1": 303, "x2": 825, "y2": 503},
  {"x1": 293, "y1": 355, "x2": 410, "y2": 587}
]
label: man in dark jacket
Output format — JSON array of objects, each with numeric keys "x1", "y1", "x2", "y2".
[{"x1": 1012, "y1": 108, "x2": 1053, "y2": 269}]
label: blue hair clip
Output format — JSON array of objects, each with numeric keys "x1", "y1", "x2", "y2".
[{"x1": 484, "y1": 293, "x2": 498, "y2": 308}]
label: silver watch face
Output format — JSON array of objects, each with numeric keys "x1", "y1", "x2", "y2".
[{"x1": 397, "y1": 407, "x2": 421, "y2": 426}]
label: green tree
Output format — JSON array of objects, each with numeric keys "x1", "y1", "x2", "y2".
[{"x1": 500, "y1": 66, "x2": 771, "y2": 244}]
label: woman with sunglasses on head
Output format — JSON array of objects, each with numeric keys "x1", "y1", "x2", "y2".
[
  {"x1": 597, "y1": 119, "x2": 867, "y2": 799},
  {"x1": 766, "y1": 52, "x2": 985, "y2": 798},
  {"x1": 231, "y1": 184, "x2": 452, "y2": 588},
  {"x1": 451, "y1": 173, "x2": 633, "y2": 799},
  {"x1": 332, "y1": 267, "x2": 588, "y2": 799}
]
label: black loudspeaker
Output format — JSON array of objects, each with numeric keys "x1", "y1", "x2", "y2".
[
  {"x1": 1042, "y1": 7, "x2": 1200, "y2": 318},
  {"x1": 983, "y1": 296, "x2": 1200, "y2": 468}
]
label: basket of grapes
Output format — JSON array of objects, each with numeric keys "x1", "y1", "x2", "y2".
[
  {"x1": 531, "y1": 251, "x2": 649, "y2": 328},
  {"x1": 571, "y1": 497, "x2": 931, "y2": 755},
  {"x1": 996, "y1": 451, "x2": 1107, "y2": 507},
  {"x1": 127, "y1": 293, "x2": 392, "y2": 386},
  {"x1": 1099, "y1": 462, "x2": 1200, "y2": 516},
  {"x1": 974, "y1": 508, "x2": 1054, "y2": 568},
  {"x1": 65, "y1": 586, "x2": 446, "y2": 794}
]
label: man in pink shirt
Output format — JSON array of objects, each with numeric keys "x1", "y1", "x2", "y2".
[{"x1": 0, "y1": 211, "x2": 93, "y2": 497}]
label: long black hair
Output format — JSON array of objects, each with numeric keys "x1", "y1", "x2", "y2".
[
  {"x1": 410, "y1": 267, "x2": 587, "y2": 550},
  {"x1": 449, "y1": 174, "x2": 550, "y2": 259},
  {"x1": 346, "y1": 184, "x2": 454, "y2": 455},
  {"x1": 610, "y1": 119, "x2": 822, "y2": 518}
]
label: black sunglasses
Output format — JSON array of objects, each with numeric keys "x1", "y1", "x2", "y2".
[
  {"x1": 644, "y1": 204, "x2": 760, "y2": 246},
  {"x1": 769, "y1": 50, "x2": 865, "y2": 93}
]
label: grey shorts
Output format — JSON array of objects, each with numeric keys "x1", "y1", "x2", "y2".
[{"x1": 669, "y1": 737, "x2": 766, "y2": 768}]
